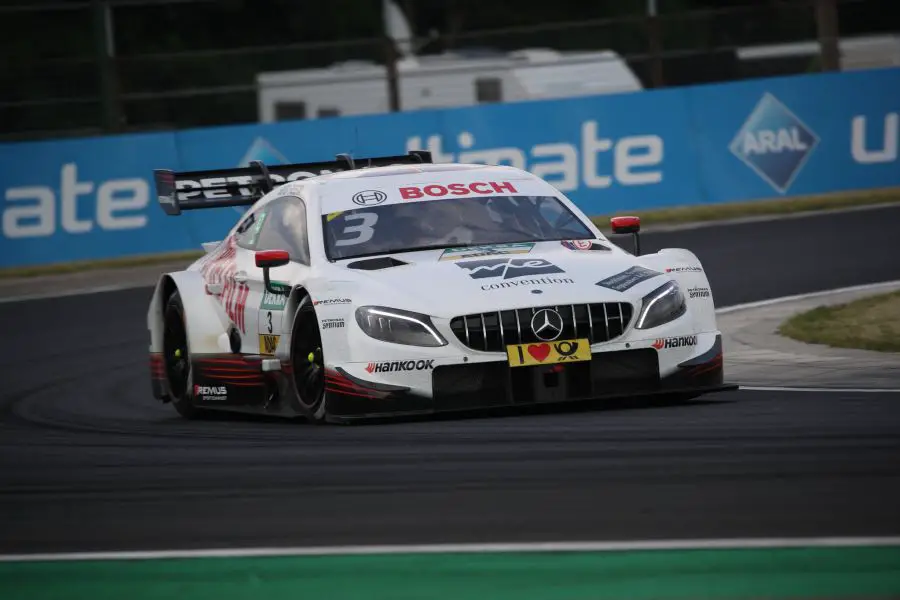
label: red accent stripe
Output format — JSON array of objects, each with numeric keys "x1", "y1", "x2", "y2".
[
  {"x1": 325, "y1": 372, "x2": 390, "y2": 398},
  {"x1": 194, "y1": 359, "x2": 260, "y2": 367},
  {"x1": 324, "y1": 375, "x2": 357, "y2": 387},
  {"x1": 689, "y1": 354, "x2": 723, "y2": 376},
  {"x1": 325, "y1": 386, "x2": 379, "y2": 399},
  {"x1": 200, "y1": 366, "x2": 258, "y2": 373},
  {"x1": 694, "y1": 353, "x2": 723, "y2": 368},
  {"x1": 692, "y1": 364, "x2": 722, "y2": 377}
]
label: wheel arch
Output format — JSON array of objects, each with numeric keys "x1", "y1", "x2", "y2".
[
  {"x1": 275, "y1": 284, "x2": 312, "y2": 361},
  {"x1": 147, "y1": 271, "x2": 233, "y2": 357}
]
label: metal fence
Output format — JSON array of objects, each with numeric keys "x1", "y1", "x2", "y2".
[{"x1": 0, "y1": 0, "x2": 894, "y2": 141}]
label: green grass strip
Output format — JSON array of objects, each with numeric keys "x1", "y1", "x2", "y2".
[
  {"x1": 779, "y1": 289, "x2": 900, "y2": 353},
  {"x1": 2, "y1": 546, "x2": 900, "y2": 600},
  {"x1": 0, "y1": 250, "x2": 203, "y2": 280},
  {"x1": 591, "y1": 186, "x2": 900, "y2": 231}
]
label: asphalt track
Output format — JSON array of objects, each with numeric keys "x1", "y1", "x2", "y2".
[{"x1": 1, "y1": 205, "x2": 899, "y2": 554}]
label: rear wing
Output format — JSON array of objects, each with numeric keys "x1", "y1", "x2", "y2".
[{"x1": 154, "y1": 150, "x2": 432, "y2": 215}]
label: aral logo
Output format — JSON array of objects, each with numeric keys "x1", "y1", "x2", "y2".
[
  {"x1": 730, "y1": 93, "x2": 819, "y2": 193},
  {"x1": 457, "y1": 257, "x2": 564, "y2": 280}
]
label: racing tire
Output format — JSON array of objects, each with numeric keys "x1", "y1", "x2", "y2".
[
  {"x1": 162, "y1": 290, "x2": 205, "y2": 419},
  {"x1": 290, "y1": 296, "x2": 328, "y2": 424}
]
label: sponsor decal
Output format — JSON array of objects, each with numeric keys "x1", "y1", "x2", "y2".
[
  {"x1": 851, "y1": 113, "x2": 898, "y2": 165},
  {"x1": 313, "y1": 297, "x2": 351, "y2": 306},
  {"x1": 176, "y1": 138, "x2": 333, "y2": 204},
  {"x1": 507, "y1": 338, "x2": 591, "y2": 367},
  {"x1": 259, "y1": 334, "x2": 280, "y2": 355},
  {"x1": 480, "y1": 276, "x2": 574, "y2": 291},
  {"x1": 405, "y1": 124, "x2": 663, "y2": 194},
  {"x1": 729, "y1": 93, "x2": 819, "y2": 193},
  {"x1": 688, "y1": 286, "x2": 710, "y2": 299},
  {"x1": 365, "y1": 359, "x2": 435, "y2": 374},
  {"x1": 651, "y1": 335, "x2": 698, "y2": 350},
  {"x1": 199, "y1": 239, "x2": 250, "y2": 333},
  {"x1": 560, "y1": 239, "x2": 611, "y2": 252},
  {"x1": 260, "y1": 282, "x2": 290, "y2": 310},
  {"x1": 665, "y1": 265, "x2": 703, "y2": 273},
  {"x1": 194, "y1": 384, "x2": 227, "y2": 402},
  {"x1": 562, "y1": 239, "x2": 592, "y2": 250},
  {"x1": 352, "y1": 190, "x2": 387, "y2": 206},
  {"x1": 438, "y1": 242, "x2": 534, "y2": 261},
  {"x1": 321, "y1": 318, "x2": 345, "y2": 329},
  {"x1": 457, "y1": 257, "x2": 564, "y2": 280},
  {"x1": 2, "y1": 163, "x2": 152, "y2": 239},
  {"x1": 595, "y1": 265, "x2": 661, "y2": 292},
  {"x1": 399, "y1": 181, "x2": 517, "y2": 200}
]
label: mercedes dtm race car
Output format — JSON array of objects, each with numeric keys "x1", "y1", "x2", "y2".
[{"x1": 148, "y1": 151, "x2": 735, "y2": 423}]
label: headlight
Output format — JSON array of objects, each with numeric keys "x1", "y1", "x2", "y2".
[
  {"x1": 635, "y1": 281, "x2": 687, "y2": 329},
  {"x1": 355, "y1": 306, "x2": 447, "y2": 347}
]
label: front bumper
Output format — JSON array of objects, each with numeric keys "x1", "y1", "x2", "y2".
[{"x1": 324, "y1": 335, "x2": 735, "y2": 421}]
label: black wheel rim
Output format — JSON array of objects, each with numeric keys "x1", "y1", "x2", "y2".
[
  {"x1": 292, "y1": 311, "x2": 325, "y2": 409},
  {"x1": 163, "y1": 311, "x2": 190, "y2": 398}
]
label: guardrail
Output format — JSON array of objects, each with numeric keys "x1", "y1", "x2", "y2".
[{"x1": 1, "y1": 67, "x2": 898, "y2": 268}]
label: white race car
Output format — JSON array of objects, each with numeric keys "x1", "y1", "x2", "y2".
[{"x1": 148, "y1": 151, "x2": 735, "y2": 423}]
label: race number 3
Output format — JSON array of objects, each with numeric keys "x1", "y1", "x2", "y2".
[{"x1": 335, "y1": 212, "x2": 378, "y2": 247}]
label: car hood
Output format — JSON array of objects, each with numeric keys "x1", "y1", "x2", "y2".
[{"x1": 326, "y1": 242, "x2": 670, "y2": 319}]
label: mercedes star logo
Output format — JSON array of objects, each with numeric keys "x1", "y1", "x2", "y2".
[
  {"x1": 530, "y1": 309, "x2": 564, "y2": 341},
  {"x1": 352, "y1": 189, "x2": 387, "y2": 206}
]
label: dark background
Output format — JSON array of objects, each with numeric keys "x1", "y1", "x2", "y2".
[{"x1": 0, "y1": 0, "x2": 897, "y2": 139}]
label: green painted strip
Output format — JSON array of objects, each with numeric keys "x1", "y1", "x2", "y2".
[{"x1": 2, "y1": 546, "x2": 900, "y2": 600}]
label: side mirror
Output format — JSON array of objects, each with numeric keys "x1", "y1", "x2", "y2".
[
  {"x1": 255, "y1": 250, "x2": 290, "y2": 295},
  {"x1": 255, "y1": 249, "x2": 289, "y2": 269},
  {"x1": 610, "y1": 216, "x2": 642, "y2": 255}
]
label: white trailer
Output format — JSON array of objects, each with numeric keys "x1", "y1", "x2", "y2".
[{"x1": 256, "y1": 48, "x2": 643, "y2": 123}]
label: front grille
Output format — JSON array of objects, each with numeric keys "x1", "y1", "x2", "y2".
[{"x1": 449, "y1": 303, "x2": 633, "y2": 352}]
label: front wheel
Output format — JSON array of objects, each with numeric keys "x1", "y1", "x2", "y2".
[
  {"x1": 290, "y1": 296, "x2": 327, "y2": 423},
  {"x1": 162, "y1": 290, "x2": 205, "y2": 419}
]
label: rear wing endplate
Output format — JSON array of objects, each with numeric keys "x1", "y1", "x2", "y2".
[{"x1": 154, "y1": 150, "x2": 432, "y2": 216}]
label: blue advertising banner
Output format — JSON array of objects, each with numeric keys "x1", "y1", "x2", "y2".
[{"x1": 1, "y1": 67, "x2": 898, "y2": 268}]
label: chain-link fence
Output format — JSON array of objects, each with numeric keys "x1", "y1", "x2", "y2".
[{"x1": 1, "y1": 0, "x2": 896, "y2": 141}]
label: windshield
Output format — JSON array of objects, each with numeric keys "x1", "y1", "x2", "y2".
[{"x1": 322, "y1": 195, "x2": 594, "y2": 261}]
